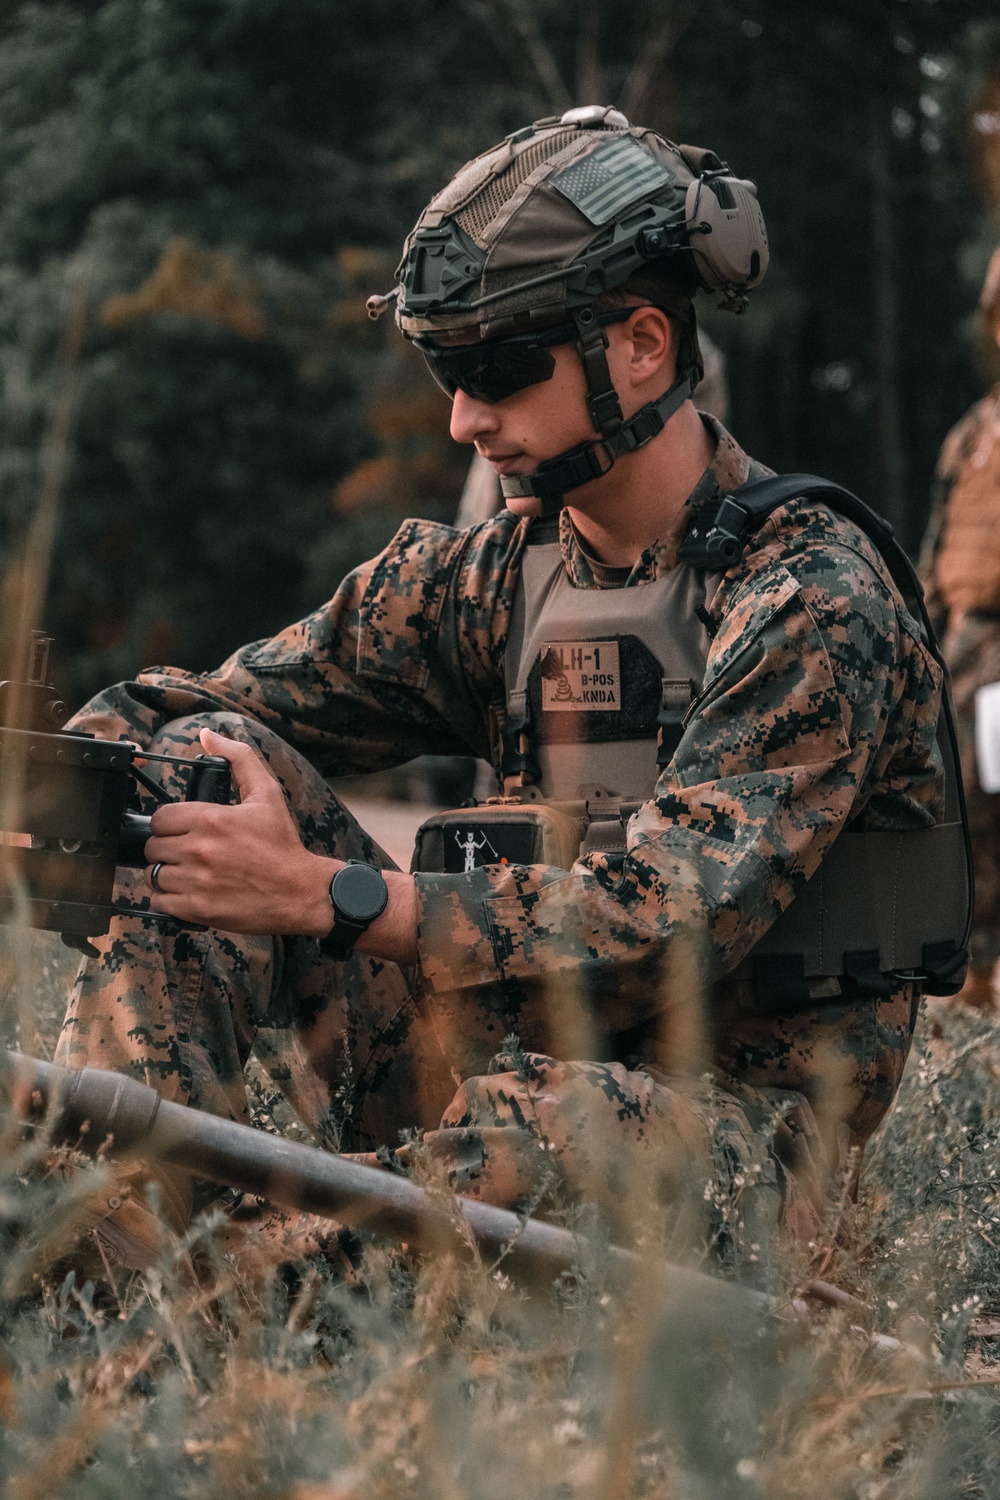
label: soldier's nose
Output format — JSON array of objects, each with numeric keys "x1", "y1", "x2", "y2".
[{"x1": 450, "y1": 388, "x2": 500, "y2": 445}]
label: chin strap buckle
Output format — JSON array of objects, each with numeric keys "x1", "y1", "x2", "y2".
[
  {"x1": 619, "y1": 367, "x2": 699, "y2": 455},
  {"x1": 502, "y1": 440, "x2": 615, "y2": 515}
]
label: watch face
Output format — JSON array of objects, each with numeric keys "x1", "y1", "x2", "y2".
[{"x1": 333, "y1": 862, "x2": 388, "y2": 924}]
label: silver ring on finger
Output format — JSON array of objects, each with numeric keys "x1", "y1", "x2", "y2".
[{"x1": 150, "y1": 861, "x2": 166, "y2": 894}]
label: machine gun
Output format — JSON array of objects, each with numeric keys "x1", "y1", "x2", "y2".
[{"x1": 0, "y1": 632, "x2": 231, "y2": 954}]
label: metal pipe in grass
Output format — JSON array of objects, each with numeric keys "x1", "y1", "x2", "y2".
[{"x1": 1, "y1": 1050, "x2": 771, "y2": 1311}]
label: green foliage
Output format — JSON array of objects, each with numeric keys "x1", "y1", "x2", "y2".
[{"x1": 2, "y1": 958, "x2": 1000, "y2": 1497}]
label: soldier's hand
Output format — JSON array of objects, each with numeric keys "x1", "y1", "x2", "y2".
[
  {"x1": 142, "y1": 727, "x2": 337, "y2": 936},
  {"x1": 142, "y1": 728, "x2": 418, "y2": 962}
]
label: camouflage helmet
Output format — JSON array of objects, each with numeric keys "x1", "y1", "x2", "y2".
[
  {"x1": 371, "y1": 105, "x2": 768, "y2": 338},
  {"x1": 368, "y1": 106, "x2": 768, "y2": 510}
]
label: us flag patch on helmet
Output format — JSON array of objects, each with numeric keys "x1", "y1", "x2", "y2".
[{"x1": 551, "y1": 136, "x2": 675, "y2": 225}]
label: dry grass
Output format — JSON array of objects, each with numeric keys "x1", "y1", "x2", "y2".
[{"x1": 0, "y1": 936, "x2": 999, "y2": 1497}]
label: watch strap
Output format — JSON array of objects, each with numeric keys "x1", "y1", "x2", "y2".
[{"x1": 319, "y1": 859, "x2": 388, "y2": 960}]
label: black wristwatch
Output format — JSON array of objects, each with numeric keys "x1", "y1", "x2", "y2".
[{"x1": 319, "y1": 859, "x2": 389, "y2": 960}]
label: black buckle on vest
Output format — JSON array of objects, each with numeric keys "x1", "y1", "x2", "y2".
[
  {"x1": 752, "y1": 954, "x2": 812, "y2": 1013},
  {"x1": 841, "y1": 949, "x2": 893, "y2": 1000},
  {"x1": 500, "y1": 710, "x2": 540, "y2": 783},
  {"x1": 656, "y1": 679, "x2": 694, "y2": 767},
  {"x1": 920, "y1": 939, "x2": 968, "y2": 998}
]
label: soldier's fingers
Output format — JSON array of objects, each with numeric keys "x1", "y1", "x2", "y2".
[
  {"x1": 148, "y1": 802, "x2": 199, "y2": 836},
  {"x1": 144, "y1": 890, "x2": 192, "y2": 922},
  {"x1": 144, "y1": 859, "x2": 180, "y2": 897},
  {"x1": 199, "y1": 728, "x2": 278, "y2": 804},
  {"x1": 143, "y1": 833, "x2": 190, "y2": 865},
  {"x1": 148, "y1": 800, "x2": 233, "y2": 836}
]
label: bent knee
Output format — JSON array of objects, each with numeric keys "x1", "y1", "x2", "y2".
[{"x1": 149, "y1": 710, "x2": 263, "y2": 758}]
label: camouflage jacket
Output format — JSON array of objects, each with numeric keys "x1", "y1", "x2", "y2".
[{"x1": 72, "y1": 420, "x2": 944, "y2": 1055}]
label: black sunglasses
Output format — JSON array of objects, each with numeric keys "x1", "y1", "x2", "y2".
[{"x1": 414, "y1": 307, "x2": 640, "y2": 405}]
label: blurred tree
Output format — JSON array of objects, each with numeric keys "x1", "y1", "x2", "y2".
[
  {"x1": 0, "y1": 0, "x2": 503, "y2": 703},
  {"x1": 0, "y1": 0, "x2": 997, "y2": 705}
]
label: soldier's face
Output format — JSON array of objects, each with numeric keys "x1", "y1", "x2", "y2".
[{"x1": 447, "y1": 308, "x2": 678, "y2": 517}]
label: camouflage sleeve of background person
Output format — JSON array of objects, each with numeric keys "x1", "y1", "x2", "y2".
[
  {"x1": 415, "y1": 501, "x2": 944, "y2": 1070},
  {"x1": 918, "y1": 389, "x2": 998, "y2": 631}
]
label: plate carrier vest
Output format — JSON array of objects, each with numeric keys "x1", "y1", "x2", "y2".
[{"x1": 413, "y1": 475, "x2": 973, "y2": 1010}]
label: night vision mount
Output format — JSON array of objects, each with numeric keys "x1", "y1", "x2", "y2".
[{"x1": 0, "y1": 633, "x2": 231, "y2": 955}]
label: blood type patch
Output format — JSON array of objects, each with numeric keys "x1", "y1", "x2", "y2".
[{"x1": 540, "y1": 641, "x2": 621, "y2": 711}]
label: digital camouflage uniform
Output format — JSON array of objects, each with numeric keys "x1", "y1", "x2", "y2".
[
  {"x1": 922, "y1": 385, "x2": 1000, "y2": 975},
  {"x1": 56, "y1": 418, "x2": 941, "y2": 1262}
]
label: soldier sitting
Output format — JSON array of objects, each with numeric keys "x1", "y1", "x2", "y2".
[{"x1": 55, "y1": 106, "x2": 962, "y2": 1278}]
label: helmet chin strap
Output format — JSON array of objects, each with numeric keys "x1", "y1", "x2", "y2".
[{"x1": 499, "y1": 306, "x2": 699, "y2": 517}]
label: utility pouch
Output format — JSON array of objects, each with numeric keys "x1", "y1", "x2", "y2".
[{"x1": 411, "y1": 800, "x2": 585, "y2": 875}]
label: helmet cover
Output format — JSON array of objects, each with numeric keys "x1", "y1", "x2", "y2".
[{"x1": 387, "y1": 106, "x2": 769, "y2": 342}]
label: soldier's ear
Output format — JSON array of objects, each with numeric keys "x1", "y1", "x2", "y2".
[{"x1": 620, "y1": 306, "x2": 676, "y2": 388}]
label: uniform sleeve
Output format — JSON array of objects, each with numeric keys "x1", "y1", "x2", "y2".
[
  {"x1": 67, "y1": 516, "x2": 521, "y2": 776},
  {"x1": 414, "y1": 512, "x2": 944, "y2": 1075}
]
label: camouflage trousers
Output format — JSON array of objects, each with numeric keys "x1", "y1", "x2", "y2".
[{"x1": 55, "y1": 712, "x2": 891, "y2": 1264}]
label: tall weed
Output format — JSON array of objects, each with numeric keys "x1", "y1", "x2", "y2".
[{"x1": 0, "y1": 949, "x2": 998, "y2": 1499}]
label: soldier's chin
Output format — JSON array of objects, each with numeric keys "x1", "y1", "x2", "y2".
[{"x1": 502, "y1": 492, "x2": 544, "y2": 518}]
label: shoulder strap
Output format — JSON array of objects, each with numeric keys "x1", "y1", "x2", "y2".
[
  {"x1": 680, "y1": 470, "x2": 911, "y2": 595},
  {"x1": 679, "y1": 470, "x2": 974, "y2": 993}
]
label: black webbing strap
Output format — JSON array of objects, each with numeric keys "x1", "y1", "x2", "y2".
[
  {"x1": 679, "y1": 473, "x2": 900, "y2": 585},
  {"x1": 656, "y1": 678, "x2": 695, "y2": 766},
  {"x1": 500, "y1": 698, "x2": 540, "y2": 784},
  {"x1": 751, "y1": 955, "x2": 809, "y2": 1013},
  {"x1": 573, "y1": 308, "x2": 624, "y2": 441},
  {"x1": 615, "y1": 368, "x2": 698, "y2": 455}
]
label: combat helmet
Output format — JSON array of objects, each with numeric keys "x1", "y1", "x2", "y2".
[{"x1": 368, "y1": 104, "x2": 769, "y2": 510}]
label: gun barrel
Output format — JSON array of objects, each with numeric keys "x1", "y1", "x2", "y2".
[{"x1": 0, "y1": 1051, "x2": 767, "y2": 1310}]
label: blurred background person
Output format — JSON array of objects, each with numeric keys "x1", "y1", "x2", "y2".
[{"x1": 921, "y1": 248, "x2": 1000, "y2": 1009}]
